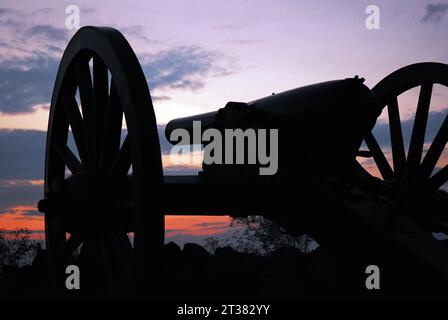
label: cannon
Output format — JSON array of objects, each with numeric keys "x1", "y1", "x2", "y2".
[{"x1": 37, "y1": 26, "x2": 448, "y2": 298}]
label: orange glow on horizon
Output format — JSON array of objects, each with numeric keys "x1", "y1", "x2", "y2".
[
  {"x1": 0, "y1": 205, "x2": 44, "y2": 240},
  {"x1": 0, "y1": 204, "x2": 233, "y2": 240},
  {"x1": 165, "y1": 215, "x2": 232, "y2": 236}
]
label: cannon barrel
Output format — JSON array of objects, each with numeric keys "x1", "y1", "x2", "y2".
[
  {"x1": 164, "y1": 77, "x2": 380, "y2": 177},
  {"x1": 165, "y1": 110, "x2": 218, "y2": 142},
  {"x1": 165, "y1": 78, "x2": 381, "y2": 148}
]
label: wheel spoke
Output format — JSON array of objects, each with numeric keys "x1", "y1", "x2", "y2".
[
  {"x1": 429, "y1": 165, "x2": 448, "y2": 189},
  {"x1": 61, "y1": 93, "x2": 90, "y2": 168},
  {"x1": 407, "y1": 83, "x2": 433, "y2": 176},
  {"x1": 419, "y1": 114, "x2": 448, "y2": 180},
  {"x1": 53, "y1": 144, "x2": 83, "y2": 174},
  {"x1": 387, "y1": 96, "x2": 406, "y2": 176},
  {"x1": 101, "y1": 79, "x2": 123, "y2": 171},
  {"x1": 110, "y1": 233, "x2": 134, "y2": 278},
  {"x1": 364, "y1": 132, "x2": 394, "y2": 180},
  {"x1": 100, "y1": 232, "x2": 134, "y2": 296},
  {"x1": 93, "y1": 56, "x2": 108, "y2": 170},
  {"x1": 64, "y1": 233, "x2": 83, "y2": 256},
  {"x1": 108, "y1": 135, "x2": 132, "y2": 178},
  {"x1": 75, "y1": 58, "x2": 94, "y2": 167},
  {"x1": 80, "y1": 232, "x2": 133, "y2": 297}
]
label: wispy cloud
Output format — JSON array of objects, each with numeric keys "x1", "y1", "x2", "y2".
[
  {"x1": 141, "y1": 46, "x2": 232, "y2": 91},
  {"x1": 26, "y1": 24, "x2": 68, "y2": 42},
  {"x1": 421, "y1": 2, "x2": 448, "y2": 23}
]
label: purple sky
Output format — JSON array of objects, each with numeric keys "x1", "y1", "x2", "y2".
[{"x1": 0, "y1": 0, "x2": 447, "y2": 127}]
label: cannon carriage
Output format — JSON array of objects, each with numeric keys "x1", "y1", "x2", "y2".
[{"x1": 37, "y1": 26, "x2": 448, "y2": 298}]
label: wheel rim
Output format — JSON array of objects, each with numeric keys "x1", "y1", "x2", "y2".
[
  {"x1": 44, "y1": 26, "x2": 163, "y2": 297},
  {"x1": 358, "y1": 62, "x2": 448, "y2": 192}
]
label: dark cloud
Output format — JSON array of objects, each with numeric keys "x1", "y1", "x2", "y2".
[
  {"x1": 141, "y1": 46, "x2": 224, "y2": 91},
  {"x1": 0, "y1": 18, "x2": 20, "y2": 29},
  {"x1": 0, "y1": 130, "x2": 46, "y2": 180},
  {"x1": 0, "y1": 126, "x2": 195, "y2": 180},
  {"x1": 0, "y1": 180, "x2": 42, "y2": 215},
  {"x1": 422, "y1": 2, "x2": 448, "y2": 23},
  {"x1": 193, "y1": 222, "x2": 228, "y2": 227},
  {"x1": 0, "y1": 7, "x2": 20, "y2": 17},
  {"x1": 372, "y1": 108, "x2": 448, "y2": 148},
  {"x1": 21, "y1": 210, "x2": 43, "y2": 217},
  {"x1": 12, "y1": 209, "x2": 42, "y2": 219},
  {"x1": 0, "y1": 7, "x2": 233, "y2": 113},
  {"x1": 0, "y1": 56, "x2": 58, "y2": 114},
  {"x1": 165, "y1": 228, "x2": 187, "y2": 233},
  {"x1": 26, "y1": 24, "x2": 68, "y2": 42},
  {"x1": 0, "y1": 45, "x2": 231, "y2": 114}
]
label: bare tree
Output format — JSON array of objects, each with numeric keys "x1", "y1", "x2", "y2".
[
  {"x1": 0, "y1": 228, "x2": 41, "y2": 268},
  {"x1": 205, "y1": 216, "x2": 316, "y2": 255}
]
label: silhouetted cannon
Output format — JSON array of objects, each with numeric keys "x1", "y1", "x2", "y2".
[
  {"x1": 165, "y1": 77, "x2": 379, "y2": 178},
  {"x1": 37, "y1": 26, "x2": 448, "y2": 298}
]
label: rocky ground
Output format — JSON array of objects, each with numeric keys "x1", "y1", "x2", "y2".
[{"x1": 0, "y1": 242, "x2": 399, "y2": 300}]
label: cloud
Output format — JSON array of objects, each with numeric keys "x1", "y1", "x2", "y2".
[
  {"x1": 0, "y1": 56, "x2": 58, "y2": 114},
  {"x1": 0, "y1": 126, "x2": 196, "y2": 181},
  {"x1": 165, "y1": 228, "x2": 188, "y2": 234},
  {"x1": 152, "y1": 95, "x2": 172, "y2": 102},
  {"x1": 141, "y1": 46, "x2": 230, "y2": 91},
  {"x1": 121, "y1": 25, "x2": 152, "y2": 44},
  {"x1": 0, "y1": 8, "x2": 67, "y2": 61},
  {"x1": 0, "y1": 7, "x2": 234, "y2": 114},
  {"x1": 421, "y1": 2, "x2": 448, "y2": 23},
  {"x1": 372, "y1": 108, "x2": 448, "y2": 148},
  {"x1": 193, "y1": 222, "x2": 228, "y2": 227},
  {"x1": 0, "y1": 7, "x2": 21, "y2": 18},
  {"x1": 0, "y1": 130, "x2": 46, "y2": 180},
  {"x1": 21, "y1": 210, "x2": 43, "y2": 217},
  {"x1": 0, "y1": 44, "x2": 232, "y2": 114},
  {"x1": 0, "y1": 180, "x2": 42, "y2": 215},
  {"x1": 0, "y1": 127, "x2": 197, "y2": 220},
  {"x1": 26, "y1": 24, "x2": 68, "y2": 42}
]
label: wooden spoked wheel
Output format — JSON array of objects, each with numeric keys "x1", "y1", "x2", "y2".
[
  {"x1": 41, "y1": 27, "x2": 163, "y2": 297},
  {"x1": 357, "y1": 63, "x2": 448, "y2": 210}
]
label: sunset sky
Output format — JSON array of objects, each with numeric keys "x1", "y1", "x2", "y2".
[{"x1": 0, "y1": 0, "x2": 447, "y2": 245}]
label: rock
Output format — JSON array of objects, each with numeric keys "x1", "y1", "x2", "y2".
[
  {"x1": 164, "y1": 241, "x2": 181, "y2": 259},
  {"x1": 182, "y1": 243, "x2": 210, "y2": 266},
  {"x1": 261, "y1": 260, "x2": 297, "y2": 278},
  {"x1": 261, "y1": 276, "x2": 304, "y2": 299},
  {"x1": 270, "y1": 246, "x2": 304, "y2": 261},
  {"x1": 214, "y1": 246, "x2": 239, "y2": 259}
]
